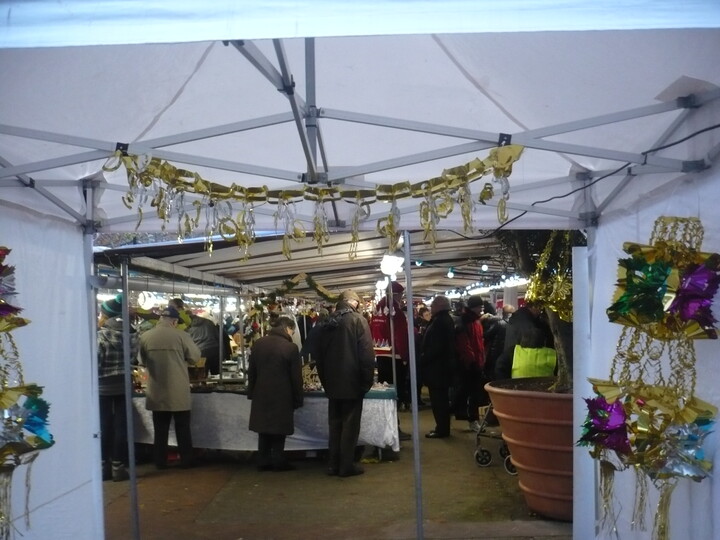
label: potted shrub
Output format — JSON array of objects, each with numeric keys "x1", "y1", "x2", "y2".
[{"x1": 485, "y1": 229, "x2": 584, "y2": 521}]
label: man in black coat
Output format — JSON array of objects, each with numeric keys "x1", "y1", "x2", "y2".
[
  {"x1": 247, "y1": 316, "x2": 304, "y2": 471},
  {"x1": 495, "y1": 300, "x2": 553, "y2": 379},
  {"x1": 315, "y1": 290, "x2": 375, "y2": 477},
  {"x1": 420, "y1": 295, "x2": 456, "y2": 438}
]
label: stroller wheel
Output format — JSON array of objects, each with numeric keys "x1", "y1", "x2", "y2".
[
  {"x1": 499, "y1": 443, "x2": 510, "y2": 459},
  {"x1": 504, "y1": 455, "x2": 517, "y2": 475},
  {"x1": 474, "y1": 449, "x2": 492, "y2": 467}
]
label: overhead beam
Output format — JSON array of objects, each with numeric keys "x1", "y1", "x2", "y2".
[
  {"x1": 148, "y1": 148, "x2": 301, "y2": 182},
  {"x1": 321, "y1": 108, "x2": 498, "y2": 141},
  {"x1": 518, "y1": 89, "x2": 720, "y2": 140},
  {"x1": 0, "y1": 154, "x2": 86, "y2": 223},
  {"x1": 595, "y1": 107, "x2": 696, "y2": 213},
  {"x1": 327, "y1": 140, "x2": 495, "y2": 181},
  {"x1": 511, "y1": 135, "x2": 685, "y2": 171},
  {"x1": 273, "y1": 39, "x2": 318, "y2": 182},
  {"x1": 129, "y1": 256, "x2": 243, "y2": 289},
  {"x1": 229, "y1": 39, "x2": 308, "y2": 111},
  {"x1": 140, "y1": 113, "x2": 295, "y2": 148}
]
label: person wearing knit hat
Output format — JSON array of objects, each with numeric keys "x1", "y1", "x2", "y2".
[
  {"x1": 421, "y1": 295, "x2": 455, "y2": 438},
  {"x1": 97, "y1": 292, "x2": 138, "y2": 481},
  {"x1": 101, "y1": 294, "x2": 123, "y2": 318},
  {"x1": 370, "y1": 280, "x2": 412, "y2": 437},
  {"x1": 139, "y1": 303, "x2": 202, "y2": 470},
  {"x1": 454, "y1": 295, "x2": 488, "y2": 433},
  {"x1": 314, "y1": 289, "x2": 375, "y2": 477}
]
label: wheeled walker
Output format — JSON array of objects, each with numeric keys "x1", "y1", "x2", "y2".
[{"x1": 473, "y1": 404, "x2": 516, "y2": 475}]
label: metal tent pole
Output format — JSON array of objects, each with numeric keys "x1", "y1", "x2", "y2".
[
  {"x1": 120, "y1": 257, "x2": 141, "y2": 540},
  {"x1": 403, "y1": 230, "x2": 424, "y2": 540},
  {"x1": 387, "y1": 281, "x2": 398, "y2": 391}
]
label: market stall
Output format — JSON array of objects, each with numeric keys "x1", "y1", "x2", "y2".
[{"x1": 132, "y1": 387, "x2": 400, "y2": 452}]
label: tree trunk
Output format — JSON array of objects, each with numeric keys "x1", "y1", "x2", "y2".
[{"x1": 545, "y1": 309, "x2": 572, "y2": 392}]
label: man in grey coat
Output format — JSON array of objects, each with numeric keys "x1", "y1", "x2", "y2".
[
  {"x1": 247, "y1": 315, "x2": 304, "y2": 471},
  {"x1": 315, "y1": 290, "x2": 375, "y2": 477},
  {"x1": 140, "y1": 306, "x2": 201, "y2": 469}
]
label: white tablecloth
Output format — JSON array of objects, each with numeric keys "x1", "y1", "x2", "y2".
[{"x1": 132, "y1": 390, "x2": 400, "y2": 452}]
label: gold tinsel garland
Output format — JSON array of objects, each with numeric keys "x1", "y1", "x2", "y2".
[
  {"x1": 264, "y1": 272, "x2": 340, "y2": 304},
  {"x1": 524, "y1": 230, "x2": 574, "y2": 322},
  {"x1": 107, "y1": 145, "x2": 524, "y2": 260}
]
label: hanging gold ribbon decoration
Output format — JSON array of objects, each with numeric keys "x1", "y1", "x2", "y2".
[{"x1": 115, "y1": 145, "x2": 524, "y2": 261}]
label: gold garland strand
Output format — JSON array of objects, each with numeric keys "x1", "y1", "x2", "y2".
[
  {"x1": 456, "y1": 180, "x2": 474, "y2": 234},
  {"x1": 264, "y1": 272, "x2": 340, "y2": 304},
  {"x1": 271, "y1": 192, "x2": 305, "y2": 259},
  {"x1": 631, "y1": 466, "x2": 648, "y2": 531},
  {"x1": 652, "y1": 479, "x2": 677, "y2": 540},
  {"x1": 304, "y1": 187, "x2": 335, "y2": 255},
  {"x1": 599, "y1": 459, "x2": 620, "y2": 536},
  {"x1": 113, "y1": 145, "x2": 524, "y2": 260}
]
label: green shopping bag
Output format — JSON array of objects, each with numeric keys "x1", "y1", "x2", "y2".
[{"x1": 511, "y1": 345, "x2": 557, "y2": 378}]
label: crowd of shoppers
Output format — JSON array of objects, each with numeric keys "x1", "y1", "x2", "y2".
[{"x1": 98, "y1": 284, "x2": 549, "y2": 482}]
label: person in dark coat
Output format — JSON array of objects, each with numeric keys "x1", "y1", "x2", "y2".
[
  {"x1": 186, "y1": 312, "x2": 231, "y2": 376},
  {"x1": 495, "y1": 300, "x2": 552, "y2": 379},
  {"x1": 247, "y1": 315, "x2": 304, "y2": 471},
  {"x1": 453, "y1": 295, "x2": 486, "y2": 432},
  {"x1": 482, "y1": 304, "x2": 515, "y2": 381},
  {"x1": 420, "y1": 295, "x2": 455, "y2": 438},
  {"x1": 315, "y1": 290, "x2": 375, "y2": 477}
]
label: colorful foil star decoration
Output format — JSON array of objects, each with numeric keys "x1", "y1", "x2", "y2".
[
  {"x1": 0, "y1": 247, "x2": 30, "y2": 335},
  {"x1": 0, "y1": 384, "x2": 54, "y2": 463},
  {"x1": 587, "y1": 217, "x2": 718, "y2": 540},
  {"x1": 579, "y1": 378, "x2": 716, "y2": 482},
  {"x1": 578, "y1": 394, "x2": 631, "y2": 457},
  {"x1": 0, "y1": 246, "x2": 55, "y2": 540},
  {"x1": 606, "y1": 219, "x2": 720, "y2": 340}
]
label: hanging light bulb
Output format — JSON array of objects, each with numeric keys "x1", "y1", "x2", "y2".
[
  {"x1": 380, "y1": 252, "x2": 404, "y2": 277},
  {"x1": 481, "y1": 263, "x2": 489, "y2": 272},
  {"x1": 447, "y1": 267, "x2": 455, "y2": 278}
]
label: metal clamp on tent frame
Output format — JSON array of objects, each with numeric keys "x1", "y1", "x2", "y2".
[
  {"x1": 115, "y1": 142, "x2": 129, "y2": 156},
  {"x1": 498, "y1": 133, "x2": 512, "y2": 147}
]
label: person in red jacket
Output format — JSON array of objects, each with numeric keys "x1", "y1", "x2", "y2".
[
  {"x1": 453, "y1": 295, "x2": 487, "y2": 432},
  {"x1": 370, "y1": 281, "x2": 410, "y2": 409}
]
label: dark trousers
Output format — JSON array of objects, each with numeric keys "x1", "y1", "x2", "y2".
[
  {"x1": 152, "y1": 410, "x2": 193, "y2": 468},
  {"x1": 256, "y1": 433, "x2": 288, "y2": 467},
  {"x1": 99, "y1": 394, "x2": 128, "y2": 465},
  {"x1": 427, "y1": 382, "x2": 451, "y2": 436},
  {"x1": 327, "y1": 398, "x2": 364, "y2": 475},
  {"x1": 452, "y1": 368, "x2": 486, "y2": 422}
]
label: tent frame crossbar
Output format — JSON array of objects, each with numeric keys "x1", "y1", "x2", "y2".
[{"x1": 1, "y1": 37, "x2": 719, "y2": 230}]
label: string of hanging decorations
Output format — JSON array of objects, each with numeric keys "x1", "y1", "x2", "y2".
[
  {"x1": 104, "y1": 145, "x2": 524, "y2": 260},
  {"x1": 264, "y1": 272, "x2": 340, "y2": 304}
]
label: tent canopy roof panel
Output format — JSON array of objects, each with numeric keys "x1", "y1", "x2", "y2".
[{"x1": 2, "y1": 29, "x2": 719, "y2": 238}]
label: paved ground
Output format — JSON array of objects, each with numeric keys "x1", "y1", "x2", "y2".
[{"x1": 103, "y1": 405, "x2": 573, "y2": 540}]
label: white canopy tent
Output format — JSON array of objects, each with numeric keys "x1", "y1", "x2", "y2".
[{"x1": 1, "y1": 2, "x2": 720, "y2": 538}]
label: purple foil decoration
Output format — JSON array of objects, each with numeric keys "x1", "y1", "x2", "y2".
[
  {"x1": 580, "y1": 396, "x2": 631, "y2": 455},
  {"x1": 668, "y1": 263, "x2": 720, "y2": 335}
]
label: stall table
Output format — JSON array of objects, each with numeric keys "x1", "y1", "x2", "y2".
[{"x1": 132, "y1": 387, "x2": 399, "y2": 452}]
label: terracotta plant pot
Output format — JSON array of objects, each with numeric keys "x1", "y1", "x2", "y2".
[{"x1": 485, "y1": 377, "x2": 573, "y2": 521}]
